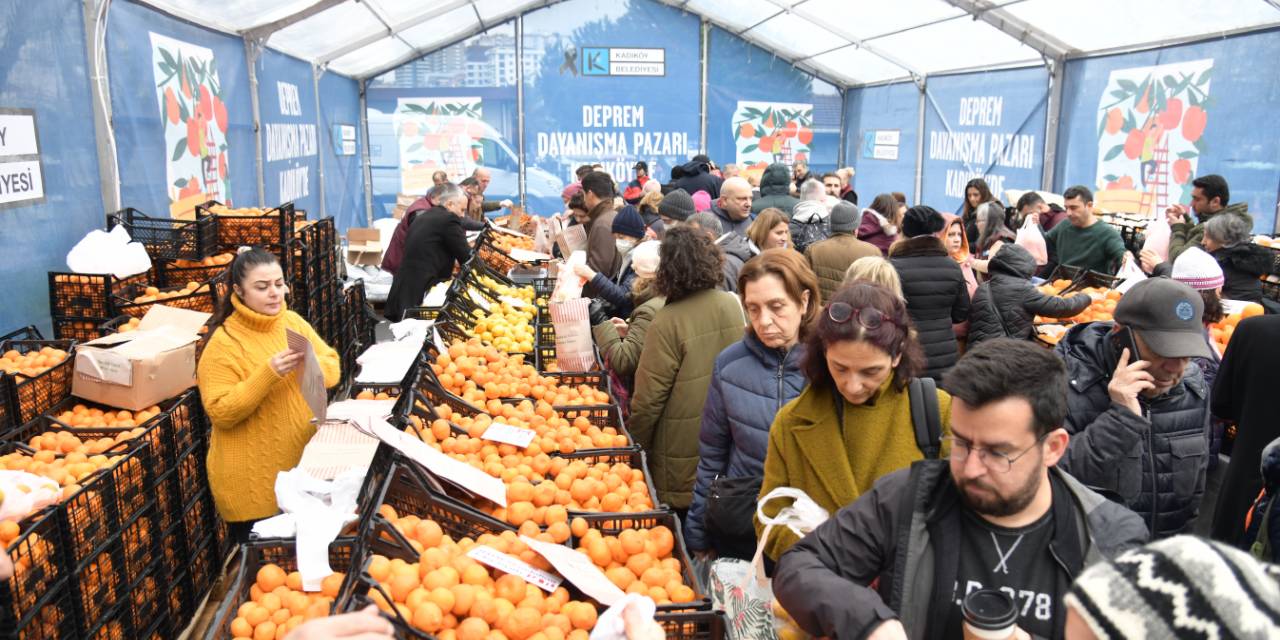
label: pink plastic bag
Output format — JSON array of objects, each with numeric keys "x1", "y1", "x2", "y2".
[
  {"x1": 1016, "y1": 217, "x2": 1048, "y2": 266},
  {"x1": 1143, "y1": 217, "x2": 1172, "y2": 263}
]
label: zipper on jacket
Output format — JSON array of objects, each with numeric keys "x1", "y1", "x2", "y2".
[
  {"x1": 775, "y1": 349, "x2": 786, "y2": 414},
  {"x1": 1141, "y1": 400, "x2": 1157, "y2": 535}
]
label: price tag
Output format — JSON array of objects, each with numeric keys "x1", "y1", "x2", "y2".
[
  {"x1": 468, "y1": 288, "x2": 493, "y2": 311},
  {"x1": 369, "y1": 420, "x2": 507, "y2": 507},
  {"x1": 482, "y1": 422, "x2": 537, "y2": 448},
  {"x1": 521, "y1": 535, "x2": 625, "y2": 606},
  {"x1": 432, "y1": 327, "x2": 448, "y2": 355},
  {"x1": 499, "y1": 295, "x2": 532, "y2": 309},
  {"x1": 467, "y1": 545, "x2": 562, "y2": 592}
]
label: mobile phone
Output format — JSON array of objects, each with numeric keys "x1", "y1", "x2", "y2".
[{"x1": 1109, "y1": 326, "x2": 1142, "y2": 364}]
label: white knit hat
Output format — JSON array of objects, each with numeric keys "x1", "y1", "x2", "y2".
[
  {"x1": 630, "y1": 240, "x2": 661, "y2": 279},
  {"x1": 1171, "y1": 247, "x2": 1224, "y2": 291}
]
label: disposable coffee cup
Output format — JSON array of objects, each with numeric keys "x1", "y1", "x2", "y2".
[{"x1": 962, "y1": 589, "x2": 1018, "y2": 640}]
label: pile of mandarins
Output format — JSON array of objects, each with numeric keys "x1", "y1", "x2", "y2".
[
  {"x1": 226, "y1": 563, "x2": 346, "y2": 640},
  {"x1": 0, "y1": 346, "x2": 69, "y2": 379}
]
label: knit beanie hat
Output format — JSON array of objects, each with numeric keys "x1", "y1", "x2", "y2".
[
  {"x1": 612, "y1": 205, "x2": 645, "y2": 239},
  {"x1": 901, "y1": 206, "x2": 944, "y2": 238},
  {"x1": 692, "y1": 190, "x2": 712, "y2": 212},
  {"x1": 659, "y1": 189, "x2": 696, "y2": 222},
  {"x1": 629, "y1": 240, "x2": 662, "y2": 278},
  {"x1": 830, "y1": 201, "x2": 862, "y2": 232},
  {"x1": 1172, "y1": 247, "x2": 1225, "y2": 291},
  {"x1": 1064, "y1": 535, "x2": 1280, "y2": 640}
]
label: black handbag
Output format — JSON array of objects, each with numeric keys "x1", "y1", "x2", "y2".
[{"x1": 705, "y1": 474, "x2": 763, "y2": 543}]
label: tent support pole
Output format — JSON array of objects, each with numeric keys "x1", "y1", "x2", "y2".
[
  {"x1": 1042, "y1": 55, "x2": 1065, "y2": 192},
  {"x1": 359, "y1": 79, "x2": 373, "y2": 226},
  {"x1": 516, "y1": 15, "x2": 527, "y2": 210},
  {"x1": 312, "y1": 64, "x2": 327, "y2": 219},
  {"x1": 838, "y1": 86, "x2": 848, "y2": 169},
  {"x1": 245, "y1": 37, "x2": 266, "y2": 206},
  {"x1": 84, "y1": 0, "x2": 121, "y2": 213},
  {"x1": 914, "y1": 75, "x2": 926, "y2": 205},
  {"x1": 699, "y1": 19, "x2": 709, "y2": 156}
]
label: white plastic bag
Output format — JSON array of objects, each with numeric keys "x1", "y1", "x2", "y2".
[
  {"x1": 1015, "y1": 217, "x2": 1049, "y2": 266},
  {"x1": 1115, "y1": 254, "x2": 1148, "y2": 294},
  {"x1": 0, "y1": 470, "x2": 62, "y2": 522},
  {"x1": 1142, "y1": 216, "x2": 1172, "y2": 263},
  {"x1": 65, "y1": 226, "x2": 152, "y2": 278}
]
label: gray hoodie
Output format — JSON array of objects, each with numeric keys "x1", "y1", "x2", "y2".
[{"x1": 718, "y1": 232, "x2": 756, "y2": 293}]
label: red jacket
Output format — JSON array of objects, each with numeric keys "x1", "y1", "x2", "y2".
[{"x1": 381, "y1": 197, "x2": 432, "y2": 274}]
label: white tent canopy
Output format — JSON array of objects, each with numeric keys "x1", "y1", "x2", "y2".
[{"x1": 135, "y1": 0, "x2": 1280, "y2": 84}]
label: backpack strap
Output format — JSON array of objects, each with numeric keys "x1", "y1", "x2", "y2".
[
  {"x1": 983, "y1": 283, "x2": 1014, "y2": 338},
  {"x1": 908, "y1": 377, "x2": 943, "y2": 459},
  {"x1": 1251, "y1": 492, "x2": 1275, "y2": 562}
]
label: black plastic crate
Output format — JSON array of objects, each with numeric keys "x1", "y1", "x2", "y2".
[
  {"x1": 174, "y1": 442, "x2": 207, "y2": 511},
  {"x1": 186, "y1": 531, "x2": 221, "y2": 609},
  {"x1": 359, "y1": 458, "x2": 514, "y2": 541},
  {"x1": 206, "y1": 538, "x2": 356, "y2": 640},
  {"x1": 154, "y1": 467, "x2": 180, "y2": 535},
  {"x1": 51, "y1": 317, "x2": 110, "y2": 343},
  {"x1": 48, "y1": 271, "x2": 150, "y2": 320},
  {"x1": 177, "y1": 493, "x2": 217, "y2": 544},
  {"x1": 120, "y1": 504, "x2": 160, "y2": 586},
  {"x1": 1, "y1": 506, "x2": 67, "y2": 633},
  {"x1": 155, "y1": 257, "x2": 232, "y2": 290},
  {"x1": 71, "y1": 538, "x2": 128, "y2": 633},
  {"x1": 571, "y1": 511, "x2": 710, "y2": 612},
  {"x1": 2, "y1": 576, "x2": 77, "y2": 640},
  {"x1": 113, "y1": 276, "x2": 222, "y2": 318},
  {"x1": 15, "y1": 395, "x2": 178, "y2": 468},
  {"x1": 164, "y1": 570, "x2": 193, "y2": 629},
  {"x1": 197, "y1": 200, "x2": 297, "y2": 248},
  {"x1": 0, "y1": 338, "x2": 75, "y2": 425},
  {"x1": 107, "y1": 207, "x2": 219, "y2": 262},
  {"x1": 1062, "y1": 270, "x2": 1124, "y2": 294},
  {"x1": 656, "y1": 610, "x2": 727, "y2": 640},
  {"x1": 56, "y1": 446, "x2": 154, "y2": 569}
]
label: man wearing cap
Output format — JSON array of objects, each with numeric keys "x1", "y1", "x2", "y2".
[
  {"x1": 804, "y1": 202, "x2": 880, "y2": 301},
  {"x1": 621, "y1": 161, "x2": 651, "y2": 204},
  {"x1": 657, "y1": 188, "x2": 696, "y2": 227},
  {"x1": 1054, "y1": 277, "x2": 1212, "y2": 538}
]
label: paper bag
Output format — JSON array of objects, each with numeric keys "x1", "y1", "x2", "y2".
[
  {"x1": 550, "y1": 298, "x2": 595, "y2": 373},
  {"x1": 287, "y1": 329, "x2": 327, "y2": 422},
  {"x1": 1142, "y1": 216, "x2": 1172, "y2": 263},
  {"x1": 1015, "y1": 217, "x2": 1049, "y2": 266},
  {"x1": 556, "y1": 224, "x2": 588, "y2": 258}
]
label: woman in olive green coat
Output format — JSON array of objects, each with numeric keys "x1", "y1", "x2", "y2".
[{"x1": 629, "y1": 226, "x2": 745, "y2": 512}]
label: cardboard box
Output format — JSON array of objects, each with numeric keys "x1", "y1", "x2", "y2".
[
  {"x1": 346, "y1": 228, "x2": 383, "y2": 266},
  {"x1": 72, "y1": 305, "x2": 211, "y2": 411}
]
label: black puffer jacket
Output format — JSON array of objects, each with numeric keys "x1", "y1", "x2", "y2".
[
  {"x1": 752, "y1": 163, "x2": 800, "y2": 216},
  {"x1": 1214, "y1": 243, "x2": 1272, "y2": 303},
  {"x1": 669, "y1": 160, "x2": 723, "y2": 199},
  {"x1": 967, "y1": 244, "x2": 1092, "y2": 345},
  {"x1": 889, "y1": 236, "x2": 971, "y2": 380},
  {"x1": 1055, "y1": 322, "x2": 1211, "y2": 538}
]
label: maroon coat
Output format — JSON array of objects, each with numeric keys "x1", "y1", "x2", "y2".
[
  {"x1": 856, "y1": 211, "x2": 898, "y2": 256},
  {"x1": 381, "y1": 197, "x2": 432, "y2": 274}
]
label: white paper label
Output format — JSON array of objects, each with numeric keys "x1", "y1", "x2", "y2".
[
  {"x1": 482, "y1": 422, "x2": 537, "y2": 448},
  {"x1": 467, "y1": 545, "x2": 562, "y2": 592},
  {"x1": 521, "y1": 535, "x2": 625, "y2": 605},
  {"x1": 468, "y1": 288, "x2": 493, "y2": 311},
  {"x1": 432, "y1": 327, "x2": 448, "y2": 355},
  {"x1": 499, "y1": 295, "x2": 532, "y2": 309},
  {"x1": 370, "y1": 420, "x2": 507, "y2": 507}
]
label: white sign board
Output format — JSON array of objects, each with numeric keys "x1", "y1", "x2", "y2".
[{"x1": 0, "y1": 109, "x2": 44, "y2": 209}]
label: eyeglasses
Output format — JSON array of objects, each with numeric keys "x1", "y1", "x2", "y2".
[
  {"x1": 943, "y1": 435, "x2": 1047, "y2": 474},
  {"x1": 828, "y1": 302, "x2": 897, "y2": 331}
]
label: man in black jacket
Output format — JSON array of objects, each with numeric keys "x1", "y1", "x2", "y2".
[
  {"x1": 668, "y1": 154, "x2": 723, "y2": 199},
  {"x1": 1054, "y1": 277, "x2": 1212, "y2": 539},
  {"x1": 775, "y1": 339, "x2": 1147, "y2": 640},
  {"x1": 384, "y1": 184, "x2": 472, "y2": 321}
]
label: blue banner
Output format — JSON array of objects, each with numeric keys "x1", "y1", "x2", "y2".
[
  {"x1": 845, "y1": 82, "x2": 920, "y2": 204},
  {"x1": 107, "y1": 0, "x2": 257, "y2": 214},
  {"x1": 0, "y1": 0, "x2": 104, "y2": 333},
  {"x1": 256, "y1": 49, "x2": 321, "y2": 216},
  {"x1": 317, "y1": 72, "x2": 365, "y2": 233},
  {"x1": 706, "y1": 26, "x2": 841, "y2": 185},
  {"x1": 522, "y1": 0, "x2": 701, "y2": 216},
  {"x1": 1056, "y1": 30, "x2": 1280, "y2": 232},
  {"x1": 920, "y1": 66, "x2": 1048, "y2": 213},
  {"x1": 365, "y1": 22, "x2": 519, "y2": 220}
]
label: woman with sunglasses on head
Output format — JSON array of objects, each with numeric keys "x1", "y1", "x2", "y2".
[
  {"x1": 685, "y1": 250, "x2": 819, "y2": 562},
  {"x1": 756, "y1": 282, "x2": 952, "y2": 564}
]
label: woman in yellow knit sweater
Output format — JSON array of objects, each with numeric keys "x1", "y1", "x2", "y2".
[
  {"x1": 197, "y1": 248, "x2": 341, "y2": 541},
  {"x1": 756, "y1": 282, "x2": 952, "y2": 563}
]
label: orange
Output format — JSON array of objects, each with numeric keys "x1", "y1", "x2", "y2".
[
  {"x1": 605, "y1": 566, "x2": 635, "y2": 590},
  {"x1": 451, "y1": 584, "x2": 477, "y2": 617},
  {"x1": 230, "y1": 616, "x2": 253, "y2": 637},
  {"x1": 390, "y1": 572, "x2": 419, "y2": 603},
  {"x1": 412, "y1": 601, "x2": 444, "y2": 633},
  {"x1": 461, "y1": 563, "x2": 490, "y2": 586},
  {"x1": 285, "y1": 571, "x2": 303, "y2": 591},
  {"x1": 368, "y1": 555, "x2": 391, "y2": 583},
  {"x1": 456, "y1": 617, "x2": 491, "y2": 640},
  {"x1": 416, "y1": 519, "x2": 444, "y2": 548},
  {"x1": 1242, "y1": 302, "x2": 1265, "y2": 318},
  {"x1": 566, "y1": 602, "x2": 596, "y2": 630},
  {"x1": 252, "y1": 620, "x2": 277, "y2": 640},
  {"x1": 625, "y1": 553, "x2": 654, "y2": 578},
  {"x1": 257, "y1": 564, "x2": 287, "y2": 593},
  {"x1": 244, "y1": 604, "x2": 270, "y2": 626},
  {"x1": 429, "y1": 587, "x2": 456, "y2": 613},
  {"x1": 260, "y1": 592, "x2": 282, "y2": 613},
  {"x1": 495, "y1": 574, "x2": 528, "y2": 603},
  {"x1": 670, "y1": 584, "x2": 696, "y2": 602},
  {"x1": 320, "y1": 572, "x2": 344, "y2": 598},
  {"x1": 546, "y1": 522, "x2": 570, "y2": 544},
  {"x1": 503, "y1": 606, "x2": 543, "y2": 640}
]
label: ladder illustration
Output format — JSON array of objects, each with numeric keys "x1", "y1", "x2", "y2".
[{"x1": 1138, "y1": 140, "x2": 1170, "y2": 216}]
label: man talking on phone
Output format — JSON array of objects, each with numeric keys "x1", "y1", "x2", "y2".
[{"x1": 1054, "y1": 278, "x2": 1212, "y2": 539}]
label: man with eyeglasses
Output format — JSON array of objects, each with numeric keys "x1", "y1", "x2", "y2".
[{"x1": 773, "y1": 339, "x2": 1146, "y2": 640}]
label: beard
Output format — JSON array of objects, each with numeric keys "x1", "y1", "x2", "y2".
[{"x1": 956, "y1": 470, "x2": 1042, "y2": 518}]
